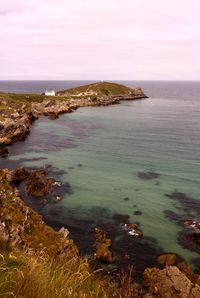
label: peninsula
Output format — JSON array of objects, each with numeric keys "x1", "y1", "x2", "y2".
[{"x1": 0, "y1": 82, "x2": 147, "y2": 153}]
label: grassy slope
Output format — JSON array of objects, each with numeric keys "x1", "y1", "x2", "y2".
[
  {"x1": 0, "y1": 251, "x2": 140, "y2": 298},
  {"x1": 0, "y1": 82, "x2": 138, "y2": 109},
  {"x1": 0, "y1": 92, "x2": 69, "y2": 109},
  {"x1": 0, "y1": 252, "x2": 118, "y2": 298},
  {"x1": 57, "y1": 81, "x2": 134, "y2": 96}
]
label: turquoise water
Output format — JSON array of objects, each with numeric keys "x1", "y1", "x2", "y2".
[{"x1": 1, "y1": 81, "x2": 200, "y2": 272}]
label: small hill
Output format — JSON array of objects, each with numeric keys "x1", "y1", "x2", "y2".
[{"x1": 56, "y1": 81, "x2": 142, "y2": 97}]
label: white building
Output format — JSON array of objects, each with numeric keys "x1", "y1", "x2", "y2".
[{"x1": 45, "y1": 90, "x2": 56, "y2": 96}]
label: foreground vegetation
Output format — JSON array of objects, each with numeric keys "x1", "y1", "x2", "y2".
[
  {"x1": 0, "y1": 250, "x2": 139, "y2": 298},
  {"x1": 0, "y1": 168, "x2": 140, "y2": 298}
]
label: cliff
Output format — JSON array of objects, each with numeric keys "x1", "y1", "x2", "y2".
[{"x1": 0, "y1": 168, "x2": 77, "y2": 259}]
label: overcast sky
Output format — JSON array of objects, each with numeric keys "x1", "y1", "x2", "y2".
[{"x1": 1, "y1": 0, "x2": 200, "y2": 80}]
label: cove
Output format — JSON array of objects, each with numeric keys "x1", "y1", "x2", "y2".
[{"x1": 1, "y1": 93, "x2": 200, "y2": 273}]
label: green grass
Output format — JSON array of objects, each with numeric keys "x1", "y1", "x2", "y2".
[
  {"x1": 0, "y1": 92, "x2": 70, "y2": 114},
  {"x1": 57, "y1": 82, "x2": 134, "y2": 96}
]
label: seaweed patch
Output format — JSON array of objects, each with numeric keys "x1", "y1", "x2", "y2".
[
  {"x1": 137, "y1": 171, "x2": 160, "y2": 181},
  {"x1": 134, "y1": 211, "x2": 142, "y2": 216}
]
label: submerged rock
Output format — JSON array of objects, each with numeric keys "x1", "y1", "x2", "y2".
[
  {"x1": 184, "y1": 219, "x2": 200, "y2": 231},
  {"x1": 0, "y1": 147, "x2": 9, "y2": 158},
  {"x1": 12, "y1": 167, "x2": 29, "y2": 183},
  {"x1": 157, "y1": 253, "x2": 177, "y2": 266},
  {"x1": 180, "y1": 219, "x2": 200, "y2": 252},
  {"x1": 121, "y1": 223, "x2": 143, "y2": 238},
  {"x1": 25, "y1": 170, "x2": 55, "y2": 197},
  {"x1": 182, "y1": 233, "x2": 200, "y2": 250},
  {"x1": 134, "y1": 210, "x2": 142, "y2": 216},
  {"x1": 137, "y1": 171, "x2": 160, "y2": 181},
  {"x1": 11, "y1": 167, "x2": 65, "y2": 203}
]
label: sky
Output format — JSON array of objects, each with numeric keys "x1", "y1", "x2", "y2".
[{"x1": 0, "y1": 0, "x2": 200, "y2": 80}]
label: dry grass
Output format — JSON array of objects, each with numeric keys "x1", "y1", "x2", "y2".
[
  {"x1": 0, "y1": 252, "x2": 143, "y2": 298},
  {"x1": 0, "y1": 253, "x2": 117, "y2": 298},
  {"x1": 117, "y1": 268, "x2": 143, "y2": 298}
]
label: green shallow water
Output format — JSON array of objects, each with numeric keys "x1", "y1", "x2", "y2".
[{"x1": 2, "y1": 81, "x2": 200, "y2": 271}]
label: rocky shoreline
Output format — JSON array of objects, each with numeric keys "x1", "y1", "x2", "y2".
[{"x1": 0, "y1": 85, "x2": 147, "y2": 153}]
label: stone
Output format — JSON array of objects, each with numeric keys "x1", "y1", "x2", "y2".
[
  {"x1": 157, "y1": 253, "x2": 177, "y2": 266},
  {"x1": 59, "y1": 227, "x2": 70, "y2": 239},
  {"x1": 177, "y1": 261, "x2": 200, "y2": 286},
  {"x1": 121, "y1": 223, "x2": 143, "y2": 238},
  {"x1": 143, "y1": 266, "x2": 200, "y2": 298}
]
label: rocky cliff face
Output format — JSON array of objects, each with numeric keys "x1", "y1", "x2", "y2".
[
  {"x1": 143, "y1": 266, "x2": 200, "y2": 298},
  {"x1": 0, "y1": 168, "x2": 77, "y2": 260},
  {"x1": 0, "y1": 111, "x2": 36, "y2": 148}
]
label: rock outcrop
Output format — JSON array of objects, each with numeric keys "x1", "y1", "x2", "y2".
[
  {"x1": 25, "y1": 169, "x2": 56, "y2": 197},
  {"x1": 94, "y1": 228, "x2": 114, "y2": 263},
  {"x1": 143, "y1": 266, "x2": 200, "y2": 298},
  {"x1": 0, "y1": 168, "x2": 77, "y2": 259},
  {"x1": 0, "y1": 111, "x2": 37, "y2": 148}
]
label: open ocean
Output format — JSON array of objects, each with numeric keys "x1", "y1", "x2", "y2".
[{"x1": 1, "y1": 80, "x2": 200, "y2": 274}]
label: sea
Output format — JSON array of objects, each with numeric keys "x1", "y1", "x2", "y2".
[{"x1": 0, "y1": 80, "x2": 200, "y2": 274}]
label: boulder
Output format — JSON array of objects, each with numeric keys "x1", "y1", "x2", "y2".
[
  {"x1": 177, "y1": 261, "x2": 200, "y2": 286},
  {"x1": 143, "y1": 266, "x2": 200, "y2": 298}
]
